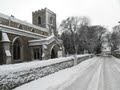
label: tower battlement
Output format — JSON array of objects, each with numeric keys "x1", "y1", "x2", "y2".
[
  {"x1": 32, "y1": 8, "x2": 46, "y2": 15},
  {"x1": 32, "y1": 8, "x2": 57, "y2": 36},
  {"x1": 32, "y1": 8, "x2": 56, "y2": 16}
]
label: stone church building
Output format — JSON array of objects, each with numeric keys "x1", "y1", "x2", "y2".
[{"x1": 0, "y1": 8, "x2": 64, "y2": 64}]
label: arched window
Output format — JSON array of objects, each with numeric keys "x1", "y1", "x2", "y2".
[
  {"x1": 33, "y1": 48, "x2": 40, "y2": 59},
  {"x1": 18, "y1": 25, "x2": 22, "y2": 29},
  {"x1": 50, "y1": 17, "x2": 53, "y2": 24},
  {"x1": 13, "y1": 39, "x2": 21, "y2": 60},
  {"x1": 33, "y1": 47, "x2": 42, "y2": 60},
  {"x1": 38, "y1": 16, "x2": 41, "y2": 24},
  {"x1": 31, "y1": 28, "x2": 35, "y2": 32}
]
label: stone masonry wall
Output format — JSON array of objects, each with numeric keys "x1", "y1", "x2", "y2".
[{"x1": 0, "y1": 54, "x2": 94, "y2": 90}]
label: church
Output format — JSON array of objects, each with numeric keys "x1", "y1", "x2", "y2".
[{"x1": 0, "y1": 8, "x2": 64, "y2": 64}]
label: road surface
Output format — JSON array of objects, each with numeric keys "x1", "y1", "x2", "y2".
[{"x1": 50, "y1": 56, "x2": 120, "y2": 90}]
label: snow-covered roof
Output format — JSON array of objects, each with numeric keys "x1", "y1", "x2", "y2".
[
  {"x1": 5, "y1": 50, "x2": 11, "y2": 56},
  {"x1": 29, "y1": 34, "x2": 62, "y2": 46},
  {"x1": 1, "y1": 32, "x2": 10, "y2": 42},
  {"x1": 29, "y1": 34, "x2": 55, "y2": 42},
  {"x1": 0, "y1": 13, "x2": 49, "y2": 33},
  {"x1": 0, "y1": 24, "x2": 47, "y2": 39}
]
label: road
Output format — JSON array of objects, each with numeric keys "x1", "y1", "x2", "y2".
[{"x1": 51, "y1": 56, "x2": 120, "y2": 90}]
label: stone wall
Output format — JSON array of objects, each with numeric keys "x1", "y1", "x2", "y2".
[{"x1": 0, "y1": 54, "x2": 94, "y2": 90}]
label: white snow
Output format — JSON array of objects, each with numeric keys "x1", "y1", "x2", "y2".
[
  {"x1": 28, "y1": 33, "x2": 62, "y2": 47},
  {"x1": 14, "y1": 57, "x2": 95, "y2": 90},
  {"x1": 28, "y1": 34, "x2": 54, "y2": 42},
  {"x1": 0, "y1": 13, "x2": 48, "y2": 33},
  {"x1": 0, "y1": 54, "x2": 90, "y2": 75},
  {"x1": 0, "y1": 24, "x2": 47, "y2": 38},
  {"x1": 14, "y1": 56, "x2": 120, "y2": 90},
  {"x1": 5, "y1": 50, "x2": 11, "y2": 56},
  {"x1": 1, "y1": 32, "x2": 10, "y2": 42}
]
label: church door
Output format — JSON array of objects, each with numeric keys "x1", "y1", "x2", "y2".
[{"x1": 51, "y1": 49, "x2": 57, "y2": 59}]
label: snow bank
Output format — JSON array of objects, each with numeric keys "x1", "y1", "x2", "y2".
[
  {"x1": 0, "y1": 54, "x2": 91, "y2": 75},
  {"x1": 14, "y1": 57, "x2": 96, "y2": 90},
  {"x1": 15, "y1": 56, "x2": 120, "y2": 90},
  {"x1": 0, "y1": 56, "x2": 73, "y2": 75},
  {"x1": 0, "y1": 54, "x2": 93, "y2": 90}
]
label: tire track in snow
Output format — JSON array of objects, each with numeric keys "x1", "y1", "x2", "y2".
[{"x1": 50, "y1": 57, "x2": 102, "y2": 90}]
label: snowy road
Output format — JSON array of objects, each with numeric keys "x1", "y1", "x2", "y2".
[{"x1": 15, "y1": 56, "x2": 120, "y2": 90}]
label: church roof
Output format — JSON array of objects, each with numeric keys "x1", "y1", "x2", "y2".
[
  {"x1": 1, "y1": 32, "x2": 10, "y2": 42},
  {"x1": 29, "y1": 34, "x2": 62, "y2": 46},
  {"x1": 0, "y1": 13, "x2": 49, "y2": 33},
  {"x1": 0, "y1": 24, "x2": 47, "y2": 39}
]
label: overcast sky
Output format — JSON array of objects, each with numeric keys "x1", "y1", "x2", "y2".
[{"x1": 0, "y1": 0, "x2": 120, "y2": 30}]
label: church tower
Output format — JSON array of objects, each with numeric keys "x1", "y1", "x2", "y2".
[{"x1": 32, "y1": 8, "x2": 57, "y2": 35}]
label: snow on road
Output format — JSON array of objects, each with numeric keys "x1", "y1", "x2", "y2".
[{"x1": 14, "y1": 56, "x2": 120, "y2": 90}]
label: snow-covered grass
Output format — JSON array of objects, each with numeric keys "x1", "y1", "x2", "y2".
[{"x1": 0, "y1": 54, "x2": 93, "y2": 90}]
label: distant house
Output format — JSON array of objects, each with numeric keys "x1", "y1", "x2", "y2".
[{"x1": 0, "y1": 8, "x2": 64, "y2": 65}]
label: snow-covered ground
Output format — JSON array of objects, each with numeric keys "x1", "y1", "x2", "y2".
[{"x1": 14, "y1": 56, "x2": 120, "y2": 90}]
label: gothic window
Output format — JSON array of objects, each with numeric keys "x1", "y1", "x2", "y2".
[
  {"x1": 31, "y1": 28, "x2": 35, "y2": 32},
  {"x1": 50, "y1": 17, "x2": 53, "y2": 24},
  {"x1": 33, "y1": 47, "x2": 42, "y2": 60},
  {"x1": 13, "y1": 39, "x2": 21, "y2": 60},
  {"x1": 0, "y1": 20, "x2": 2, "y2": 24},
  {"x1": 33, "y1": 48, "x2": 40, "y2": 59},
  {"x1": 18, "y1": 25, "x2": 22, "y2": 29},
  {"x1": 38, "y1": 16, "x2": 41, "y2": 25}
]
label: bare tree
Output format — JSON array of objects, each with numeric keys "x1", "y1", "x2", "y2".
[
  {"x1": 111, "y1": 25, "x2": 120, "y2": 54},
  {"x1": 60, "y1": 16, "x2": 90, "y2": 54}
]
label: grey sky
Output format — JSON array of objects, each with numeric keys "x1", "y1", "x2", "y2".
[{"x1": 0, "y1": 0, "x2": 120, "y2": 30}]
